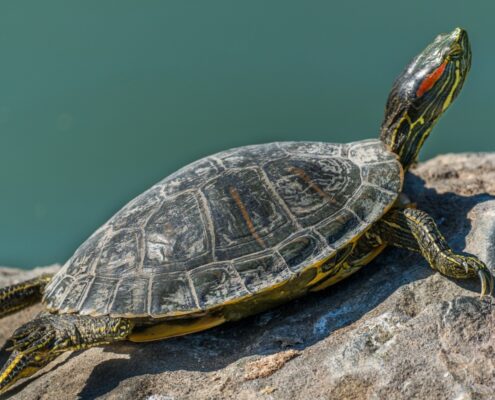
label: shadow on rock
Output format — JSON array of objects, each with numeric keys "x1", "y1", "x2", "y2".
[
  {"x1": 77, "y1": 171, "x2": 494, "y2": 399},
  {"x1": 2, "y1": 170, "x2": 493, "y2": 400},
  {"x1": 0, "y1": 353, "x2": 77, "y2": 400}
]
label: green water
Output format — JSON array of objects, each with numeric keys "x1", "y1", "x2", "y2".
[{"x1": 1, "y1": 1, "x2": 494, "y2": 268}]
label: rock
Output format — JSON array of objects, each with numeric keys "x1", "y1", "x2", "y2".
[
  {"x1": 1, "y1": 153, "x2": 495, "y2": 400},
  {"x1": 243, "y1": 350, "x2": 301, "y2": 381}
]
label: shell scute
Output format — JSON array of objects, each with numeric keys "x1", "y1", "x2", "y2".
[
  {"x1": 277, "y1": 232, "x2": 324, "y2": 272},
  {"x1": 361, "y1": 162, "x2": 402, "y2": 193},
  {"x1": 96, "y1": 230, "x2": 141, "y2": 276},
  {"x1": 218, "y1": 142, "x2": 287, "y2": 169},
  {"x1": 65, "y1": 230, "x2": 105, "y2": 278},
  {"x1": 143, "y1": 191, "x2": 212, "y2": 273},
  {"x1": 316, "y1": 208, "x2": 364, "y2": 249},
  {"x1": 111, "y1": 276, "x2": 149, "y2": 316},
  {"x1": 190, "y1": 263, "x2": 249, "y2": 309},
  {"x1": 347, "y1": 185, "x2": 397, "y2": 222},
  {"x1": 234, "y1": 252, "x2": 292, "y2": 292},
  {"x1": 202, "y1": 168, "x2": 295, "y2": 260},
  {"x1": 111, "y1": 186, "x2": 164, "y2": 230},
  {"x1": 44, "y1": 139, "x2": 402, "y2": 318},
  {"x1": 45, "y1": 275, "x2": 73, "y2": 310},
  {"x1": 348, "y1": 139, "x2": 397, "y2": 164},
  {"x1": 280, "y1": 141, "x2": 342, "y2": 158},
  {"x1": 59, "y1": 276, "x2": 92, "y2": 313},
  {"x1": 162, "y1": 157, "x2": 222, "y2": 197},
  {"x1": 80, "y1": 276, "x2": 118, "y2": 315},
  {"x1": 263, "y1": 156, "x2": 361, "y2": 226},
  {"x1": 150, "y1": 273, "x2": 197, "y2": 316}
]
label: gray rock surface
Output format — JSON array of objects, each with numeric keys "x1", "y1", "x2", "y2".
[{"x1": 1, "y1": 153, "x2": 495, "y2": 400}]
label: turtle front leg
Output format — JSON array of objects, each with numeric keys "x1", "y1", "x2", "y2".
[
  {"x1": 0, "y1": 313, "x2": 133, "y2": 393},
  {"x1": 376, "y1": 208, "x2": 494, "y2": 296},
  {"x1": 0, "y1": 274, "x2": 53, "y2": 318}
]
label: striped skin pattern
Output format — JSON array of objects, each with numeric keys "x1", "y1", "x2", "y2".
[
  {"x1": 43, "y1": 139, "x2": 402, "y2": 319},
  {"x1": 0, "y1": 275, "x2": 52, "y2": 318},
  {"x1": 380, "y1": 28, "x2": 471, "y2": 170}
]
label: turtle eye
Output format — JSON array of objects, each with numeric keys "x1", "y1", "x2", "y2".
[{"x1": 448, "y1": 43, "x2": 462, "y2": 58}]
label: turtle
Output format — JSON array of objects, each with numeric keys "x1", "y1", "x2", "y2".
[{"x1": 0, "y1": 27, "x2": 493, "y2": 393}]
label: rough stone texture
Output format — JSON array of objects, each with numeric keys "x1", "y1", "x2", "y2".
[{"x1": 1, "y1": 153, "x2": 495, "y2": 400}]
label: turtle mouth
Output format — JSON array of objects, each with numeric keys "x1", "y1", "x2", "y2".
[
  {"x1": 438, "y1": 30, "x2": 471, "y2": 111},
  {"x1": 444, "y1": 28, "x2": 471, "y2": 76},
  {"x1": 457, "y1": 29, "x2": 471, "y2": 75}
]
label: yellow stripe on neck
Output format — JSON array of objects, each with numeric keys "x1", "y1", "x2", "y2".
[{"x1": 442, "y1": 61, "x2": 461, "y2": 112}]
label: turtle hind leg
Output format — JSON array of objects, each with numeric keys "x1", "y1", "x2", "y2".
[
  {"x1": 376, "y1": 208, "x2": 494, "y2": 297},
  {"x1": 0, "y1": 274, "x2": 53, "y2": 318},
  {"x1": 0, "y1": 313, "x2": 133, "y2": 393}
]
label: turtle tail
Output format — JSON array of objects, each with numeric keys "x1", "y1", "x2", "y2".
[{"x1": 0, "y1": 274, "x2": 53, "y2": 318}]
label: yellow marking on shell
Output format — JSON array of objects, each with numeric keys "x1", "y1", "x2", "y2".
[
  {"x1": 310, "y1": 243, "x2": 388, "y2": 292},
  {"x1": 134, "y1": 251, "x2": 341, "y2": 326},
  {"x1": 128, "y1": 314, "x2": 226, "y2": 342},
  {"x1": 111, "y1": 164, "x2": 402, "y2": 326},
  {"x1": 309, "y1": 263, "x2": 355, "y2": 292},
  {"x1": 78, "y1": 230, "x2": 390, "y2": 345},
  {"x1": 305, "y1": 243, "x2": 355, "y2": 288},
  {"x1": 229, "y1": 186, "x2": 266, "y2": 248},
  {"x1": 216, "y1": 252, "x2": 336, "y2": 308},
  {"x1": 54, "y1": 163, "x2": 402, "y2": 343},
  {"x1": 442, "y1": 61, "x2": 461, "y2": 111},
  {"x1": 350, "y1": 243, "x2": 388, "y2": 267}
]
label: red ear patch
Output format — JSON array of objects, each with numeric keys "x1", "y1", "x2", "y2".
[{"x1": 416, "y1": 61, "x2": 447, "y2": 97}]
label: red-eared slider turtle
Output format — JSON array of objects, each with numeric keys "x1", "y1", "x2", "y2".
[{"x1": 0, "y1": 27, "x2": 492, "y2": 392}]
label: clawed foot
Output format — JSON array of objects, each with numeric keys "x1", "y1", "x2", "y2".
[
  {"x1": 465, "y1": 258, "x2": 494, "y2": 298},
  {"x1": 438, "y1": 253, "x2": 494, "y2": 298},
  {"x1": 0, "y1": 315, "x2": 66, "y2": 392},
  {"x1": 8, "y1": 315, "x2": 63, "y2": 354},
  {"x1": 0, "y1": 313, "x2": 132, "y2": 393}
]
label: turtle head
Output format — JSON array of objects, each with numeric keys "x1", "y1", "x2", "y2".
[{"x1": 380, "y1": 27, "x2": 471, "y2": 169}]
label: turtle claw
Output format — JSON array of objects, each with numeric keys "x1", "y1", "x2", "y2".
[
  {"x1": 470, "y1": 261, "x2": 494, "y2": 299},
  {"x1": 8, "y1": 316, "x2": 55, "y2": 353},
  {"x1": 438, "y1": 254, "x2": 494, "y2": 298},
  {"x1": 477, "y1": 268, "x2": 494, "y2": 299},
  {"x1": 0, "y1": 314, "x2": 132, "y2": 393},
  {"x1": 478, "y1": 270, "x2": 487, "y2": 298}
]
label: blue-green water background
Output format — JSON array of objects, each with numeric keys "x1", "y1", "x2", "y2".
[{"x1": 1, "y1": 1, "x2": 494, "y2": 268}]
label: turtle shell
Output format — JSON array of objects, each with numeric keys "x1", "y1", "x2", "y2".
[{"x1": 43, "y1": 139, "x2": 402, "y2": 318}]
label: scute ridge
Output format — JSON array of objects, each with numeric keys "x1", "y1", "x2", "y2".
[{"x1": 43, "y1": 139, "x2": 402, "y2": 318}]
